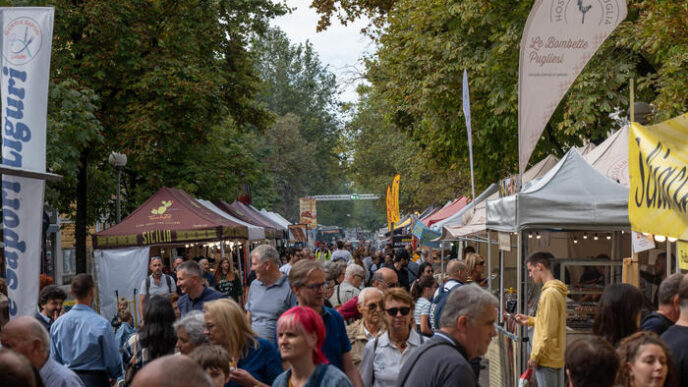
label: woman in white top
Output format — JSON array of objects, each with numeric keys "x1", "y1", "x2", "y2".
[
  {"x1": 359, "y1": 288, "x2": 424, "y2": 387},
  {"x1": 411, "y1": 275, "x2": 437, "y2": 336}
]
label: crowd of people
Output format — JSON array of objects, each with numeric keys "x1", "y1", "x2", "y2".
[{"x1": 0, "y1": 241, "x2": 686, "y2": 387}]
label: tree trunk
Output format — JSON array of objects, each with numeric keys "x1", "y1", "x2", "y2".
[{"x1": 75, "y1": 148, "x2": 89, "y2": 273}]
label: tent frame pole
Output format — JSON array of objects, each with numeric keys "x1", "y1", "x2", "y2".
[
  {"x1": 516, "y1": 231, "x2": 524, "y2": 381},
  {"x1": 487, "y1": 230, "x2": 493, "y2": 292}
]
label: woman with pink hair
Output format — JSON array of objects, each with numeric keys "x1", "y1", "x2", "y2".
[{"x1": 273, "y1": 306, "x2": 353, "y2": 387}]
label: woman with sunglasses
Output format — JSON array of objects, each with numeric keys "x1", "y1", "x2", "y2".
[
  {"x1": 346, "y1": 288, "x2": 385, "y2": 368},
  {"x1": 360, "y1": 288, "x2": 424, "y2": 387},
  {"x1": 465, "y1": 253, "x2": 488, "y2": 287}
]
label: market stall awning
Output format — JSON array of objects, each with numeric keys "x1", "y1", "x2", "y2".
[
  {"x1": 439, "y1": 154, "x2": 560, "y2": 240},
  {"x1": 214, "y1": 200, "x2": 277, "y2": 239},
  {"x1": 197, "y1": 199, "x2": 266, "y2": 241},
  {"x1": 93, "y1": 187, "x2": 248, "y2": 249},
  {"x1": 486, "y1": 149, "x2": 629, "y2": 232},
  {"x1": 583, "y1": 125, "x2": 629, "y2": 187},
  {"x1": 430, "y1": 184, "x2": 498, "y2": 231},
  {"x1": 422, "y1": 196, "x2": 470, "y2": 227}
]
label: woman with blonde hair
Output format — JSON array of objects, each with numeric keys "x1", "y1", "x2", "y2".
[
  {"x1": 214, "y1": 258, "x2": 243, "y2": 303},
  {"x1": 203, "y1": 298, "x2": 281, "y2": 387},
  {"x1": 360, "y1": 288, "x2": 424, "y2": 387},
  {"x1": 465, "y1": 252, "x2": 487, "y2": 287}
]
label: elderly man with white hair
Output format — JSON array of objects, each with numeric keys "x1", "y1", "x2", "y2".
[
  {"x1": 346, "y1": 287, "x2": 385, "y2": 368},
  {"x1": 1, "y1": 316, "x2": 85, "y2": 387},
  {"x1": 330, "y1": 264, "x2": 365, "y2": 308},
  {"x1": 397, "y1": 284, "x2": 498, "y2": 387}
]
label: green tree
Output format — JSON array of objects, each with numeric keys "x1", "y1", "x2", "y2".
[
  {"x1": 251, "y1": 28, "x2": 347, "y2": 223},
  {"x1": 1, "y1": 0, "x2": 286, "y2": 271}
]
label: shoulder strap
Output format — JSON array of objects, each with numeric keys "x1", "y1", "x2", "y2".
[
  {"x1": 312, "y1": 364, "x2": 329, "y2": 386},
  {"x1": 371, "y1": 337, "x2": 379, "y2": 386},
  {"x1": 397, "y1": 339, "x2": 457, "y2": 387},
  {"x1": 165, "y1": 275, "x2": 172, "y2": 293},
  {"x1": 145, "y1": 276, "x2": 150, "y2": 295},
  {"x1": 336, "y1": 284, "x2": 342, "y2": 305}
]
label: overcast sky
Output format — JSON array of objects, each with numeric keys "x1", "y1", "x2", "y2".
[{"x1": 271, "y1": 0, "x2": 374, "y2": 104}]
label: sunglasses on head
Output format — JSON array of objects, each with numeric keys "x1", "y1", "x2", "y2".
[{"x1": 386, "y1": 307, "x2": 411, "y2": 316}]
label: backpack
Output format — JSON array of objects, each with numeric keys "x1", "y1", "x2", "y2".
[
  {"x1": 430, "y1": 281, "x2": 462, "y2": 331},
  {"x1": 145, "y1": 274, "x2": 172, "y2": 296}
]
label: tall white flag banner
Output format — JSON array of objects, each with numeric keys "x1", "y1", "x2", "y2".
[
  {"x1": 462, "y1": 69, "x2": 475, "y2": 202},
  {"x1": 518, "y1": 0, "x2": 626, "y2": 176},
  {"x1": 1, "y1": 7, "x2": 54, "y2": 318}
]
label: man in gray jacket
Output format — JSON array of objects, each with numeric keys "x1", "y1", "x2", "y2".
[{"x1": 396, "y1": 284, "x2": 498, "y2": 387}]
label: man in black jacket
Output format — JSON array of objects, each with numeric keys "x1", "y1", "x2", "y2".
[
  {"x1": 397, "y1": 284, "x2": 498, "y2": 387},
  {"x1": 641, "y1": 273, "x2": 683, "y2": 335}
]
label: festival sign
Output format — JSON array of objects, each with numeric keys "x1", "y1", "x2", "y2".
[
  {"x1": 299, "y1": 197, "x2": 317, "y2": 229},
  {"x1": 391, "y1": 174, "x2": 400, "y2": 224},
  {"x1": 629, "y1": 114, "x2": 688, "y2": 241},
  {"x1": 1, "y1": 7, "x2": 54, "y2": 318},
  {"x1": 519, "y1": 0, "x2": 627, "y2": 176}
]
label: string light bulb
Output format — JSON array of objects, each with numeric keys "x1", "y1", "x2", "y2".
[
  {"x1": 583, "y1": 233, "x2": 588, "y2": 240},
  {"x1": 606, "y1": 234, "x2": 612, "y2": 240},
  {"x1": 593, "y1": 233, "x2": 599, "y2": 241},
  {"x1": 536, "y1": 232, "x2": 541, "y2": 240},
  {"x1": 668, "y1": 237, "x2": 678, "y2": 243},
  {"x1": 654, "y1": 235, "x2": 667, "y2": 243},
  {"x1": 528, "y1": 233, "x2": 533, "y2": 239},
  {"x1": 573, "y1": 236, "x2": 578, "y2": 244}
]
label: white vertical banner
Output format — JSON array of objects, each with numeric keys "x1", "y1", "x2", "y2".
[
  {"x1": 1, "y1": 7, "x2": 54, "y2": 318},
  {"x1": 462, "y1": 69, "x2": 475, "y2": 202},
  {"x1": 518, "y1": 0, "x2": 627, "y2": 176}
]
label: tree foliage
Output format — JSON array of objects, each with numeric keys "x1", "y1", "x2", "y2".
[
  {"x1": 251, "y1": 28, "x2": 348, "y2": 223},
  {"x1": 316, "y1": 0, "x2": 688, "y2": 213}
]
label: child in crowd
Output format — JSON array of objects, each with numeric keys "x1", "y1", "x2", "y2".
[
  {"x1": 115, "y1": 311, "x2": 136, "y2": 350},
  {"x1": 189, "y1": 344, "x2": 232, "y2": 387}
]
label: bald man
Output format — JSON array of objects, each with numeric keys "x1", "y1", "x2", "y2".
[
  {"x1": 0, "y1": 348, "x2": 40, "y2": 387},
  {"x1": 131, "y1": 355, "x2": 213, "y2": 387},
  {"x1": 338, "y1": 267, "x2": 399, "y2": 320},
  {"x1": 1, "y1": 316, "x2": 84, "y2": 387}
]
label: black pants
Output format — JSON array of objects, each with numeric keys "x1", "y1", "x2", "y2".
[{"x1": 75, "y1": 370, "x2": 110, "y2": 387}]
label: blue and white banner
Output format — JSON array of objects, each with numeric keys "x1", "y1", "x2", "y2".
[
  {"x1": 1, "y1": 7, "x2": 54, "y2": 318},
  {"x1": 462, "y1": 69, "x2": 475, "y2": 201}
]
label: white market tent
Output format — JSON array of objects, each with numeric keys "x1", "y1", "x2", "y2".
[
  {"x1": 486, "y1": 148, "x2": 630, "y2": 232},
  {"x1": 440, "y1": 154, "x2": 561, "y2": 240},
  {"x1": 259, "y1": 208, "x2": 292, "y2": 229},
  {"x1": 583, "y1": 125, "x2": 629, "y2": 187},
  {"x1": 197, "y1": 199, "x2": 266, "y2": 240}
]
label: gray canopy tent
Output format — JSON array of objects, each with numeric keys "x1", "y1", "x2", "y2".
[{"x1": 484, "y1": 148, "x2": 630, "y2": 382}]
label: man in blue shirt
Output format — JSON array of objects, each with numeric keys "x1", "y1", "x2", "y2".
[
  {"x1": 176, "y1": 260, "x2": 225, "y2": 317},
  {"x1": 289, "y1": 259, "x2": 363, "y2": 387},
  {"x1": 35, "y1": 284, "x2": 67, "y2": 332},
  {"x1": 246, "y1": 244, "x2": 297, "y2": 345},
  {"x1": 50, "y1": 274, "x2": 122, "y2": 387}
]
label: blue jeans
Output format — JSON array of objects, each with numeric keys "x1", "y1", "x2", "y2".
[{"x1": 535, "y1": 366, "x2": 564, "y2": 387}]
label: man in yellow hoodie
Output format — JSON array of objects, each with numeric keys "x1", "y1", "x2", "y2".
[{"x1": 515, "y1": 252, "x2": 568, "y2": 387}]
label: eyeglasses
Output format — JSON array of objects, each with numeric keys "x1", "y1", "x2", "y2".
[
  {"x1": 386, "y1": 307, "x2": 411, "y2": 316},
  {"x1": 303, "y1": 282, "x2": 326, "y2": 291},
  {"x1": 365, "y1": 303, "x2": 379, "y2": 311},
  {"x1": 384, "y1": 281, "x2": 398, "y2": 288},
  {"x1": 354, "y1": 274, "x2": 364, "y2": 279}
]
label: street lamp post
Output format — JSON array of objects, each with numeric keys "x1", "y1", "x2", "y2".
[{"x1": 108, "y1": 152, "x2": 127, "y2": 222}]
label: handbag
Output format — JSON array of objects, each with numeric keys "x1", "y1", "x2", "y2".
[{"x1": 124, "y1": 335, "x2": 138, "y2": 385}]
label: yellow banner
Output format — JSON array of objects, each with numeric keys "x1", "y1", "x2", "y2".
[
  {"x1": 679, "y1": 240, "x2": 688, "y2": 271},
  {"x1": 391, "y1": 174, "x2": 401, "y2": 223},
  {"x1": 386, "y1": 185, "x2": 393, "y2": 227},
  {"x1": 629, "y1": 114, "x2": 688, "y2": 240}
]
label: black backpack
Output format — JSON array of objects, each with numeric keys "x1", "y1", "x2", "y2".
[
  {"x1": 430, "y1": 281, "x2": 462, "y2": 331},
  {"x1": 145, "y1": 275, "x2": 173, "y2": 296}
]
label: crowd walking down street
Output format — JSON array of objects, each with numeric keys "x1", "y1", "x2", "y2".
[{"x1": 2, "y1": 241, "x2": 686, "y2": 387}]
